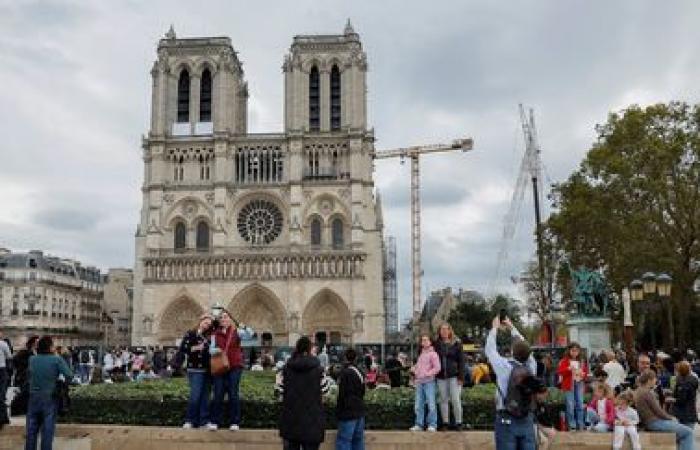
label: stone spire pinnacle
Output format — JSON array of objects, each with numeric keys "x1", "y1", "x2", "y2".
[
  {"x1": 165, "y1": 24, "x2": 176, "y2": 40},
  {"x1": 344, "y1": 18, "x2": 355, "y2": 35}
]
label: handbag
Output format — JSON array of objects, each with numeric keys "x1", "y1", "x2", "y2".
[{"x1": 210, "y1": 329, "x2": 234, "y2": 376}]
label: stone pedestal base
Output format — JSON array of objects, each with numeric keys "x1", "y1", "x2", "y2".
[{"x1": 566, "y1": 317, "x2": 612, "y2": 355}]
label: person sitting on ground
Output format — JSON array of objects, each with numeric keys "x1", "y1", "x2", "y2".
[
  {"x1": 635, "y1": 369, "x2": 695, "y2": 450},
  {"x1": 602, "y1": 350, "x2": 627, "y2": 393},
  {"x1": 613, "y1": 390, "x2": 641, "y2": 450},
  {"x1": 136, "y1": 363, "x2": 158, "y2": 382},
  {"x1": 485, "y1": 315, "x2": 538, "y2": 450},
  {"x1": 586, "y1": 382, "x2": 615, "y2": 432}
]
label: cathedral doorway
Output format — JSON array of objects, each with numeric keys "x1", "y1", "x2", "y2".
[
  {"x1": 158, "y1": 296, "x2": 204, "y2": 345},
  {"x1": 227, "y1": 284, "x2": 287, "y2": 345},
  {"x1": 303, "y1": 289, "x2": 352, "y2": 344}
]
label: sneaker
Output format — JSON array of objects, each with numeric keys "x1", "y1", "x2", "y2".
[
  {"x1": 409, "y1": 425, "x2": 422, "y2": 432},
  {"x1": 427, "y1": 427, "x2": 437, "y2": 432},
  {"x1": 229, "y1": 425, "x2": 240, "y2": 431},
  {"x1": 206, "y1": 423, "x2": 218, "y2": 431},
  {"x1": 182, "y1": 422, "x2": 193, "y2": 429}
]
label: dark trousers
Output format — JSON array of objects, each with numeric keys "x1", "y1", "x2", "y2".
[
  {"x1": 25, "y1": 393, "x2": 57, "y2": 450},
  {"x1": 0, "y1": 368, "x2": 8, "y2": 425},
  {"x1": 212, "y1": 368, "x2": 242, "y2": 426},
  {"x1": 494, "y1": 412, "x2": 536, "y2": 450},
  {"x1": 284, "y1": 440, "x2": 321, "y2": 450},
  {"x1": 185, "y1": 370, "x2": 210, "y2": 427}
]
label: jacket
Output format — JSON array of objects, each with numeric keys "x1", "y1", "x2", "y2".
[
  {"x1": 336, "y1": 364, "x2": 366, "y2": 421},
  {"x1": 556, "y1": 357, "x2": 588, "y2": 391},
  {"x1": 588, "y1": 397, "x2": 615, "y2": 427},
  {"x1": 177, "y1": 329, "x2": 211, "y2": 371},
  {"x1": 672, "y1": 374, "x2": 698, "y2": 424},
  {"x1": 635, "y1": 387, "x2": 673, "y2": 425},
  {"x1": 279, "y1": 355, "x2": 326, "y2": 444},
  {"x1": 435, "y1": 339, "x2": 465, "y2": 381},
  {"x1": 213, "y1": 326, "x2": 243, "y2": 370},
  {"x1": 414, "y1": 346, "x2": 441, "y2": 385}
]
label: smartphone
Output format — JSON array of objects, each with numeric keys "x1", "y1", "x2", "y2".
[{"x1": 499, "y1": 308, "x2": 508, "y2": 322}]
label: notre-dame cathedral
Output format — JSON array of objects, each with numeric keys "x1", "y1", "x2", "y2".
[{"x1": 132, "y1": 22, "x2": 386, "y2": 347}]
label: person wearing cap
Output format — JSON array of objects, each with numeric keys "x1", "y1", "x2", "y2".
[{"x1": 177, "y1": 313, "x2": 215, "y2": 429}]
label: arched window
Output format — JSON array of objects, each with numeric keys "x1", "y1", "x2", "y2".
[
  {"x1": 332, "y1": 218, "x2": 344, "y2": 249},
  {"x1": 309, "y1": 66, "x2": 320, "y2": 131},
  {"x1": 174, "y1": 222, "x2": 186, "y2": 251},
  {"x1": 177, "y1": 70, "x2": 190, "y2": 123},
  {"x1": 330, "y1": 65, "x2": 341, "y2": 131},
  {"x1": 310, "y1": 217, "x2": 322, "y2": 246},
  {"x1": 200, "y1": 68, "x2": 212, "y2": 122},
  {"x1": 196, "y1": 221, "x2": 210, "y2": 251}
]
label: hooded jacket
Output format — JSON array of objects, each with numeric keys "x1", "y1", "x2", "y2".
[
  {"x1": 279, "y1": 354, "x2": 326, "y2": 443},
  {"x1": 336, "y1": 363, "x2": 366, "y2": 421},
  {"x1": 414, "y1": 345, "x2": 441, "y2": 385}
]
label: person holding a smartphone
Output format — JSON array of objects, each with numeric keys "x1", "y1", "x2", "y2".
[{"x1": 177, "y1": 313, "x2": 215, "y2": 429}]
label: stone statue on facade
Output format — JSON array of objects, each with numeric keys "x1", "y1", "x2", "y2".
[{"x1": 566, "y1": 262, "x2": 611, "y2": 317}]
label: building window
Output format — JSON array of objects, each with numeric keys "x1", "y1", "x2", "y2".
[
  {"x1": 332, "y1": 218, "x2": 344, "y2": 249},
  {"x1": 309, "y1": 66, "x2": 320, "y2": 131},
  {"x1": 196, "y1": 221, "x2": 210, "y2": 251},
  {"x1": 200, "y1": 68, "x2": 212, "y2": 122},
  {"x1": 177, "y1": 70, "x2": 190, "y2": 123},
  {"x1": 330, "y1": 65, "x2": 341, "y2": 131},
  {"x1": 310, "y1": 218, "x2": 322, "y2": 246},
  {"x1": 174, "y1": 155, "x2": 184, "y2": 181},
  {"x1": 174, "y1": 222, "x2": 186, "y2": 251}
]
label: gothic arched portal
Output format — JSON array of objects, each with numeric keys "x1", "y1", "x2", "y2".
[
  {"x1": 227, "y1": 284, "x2": 288, "y2": 345},
  {"x1": 157, "y1": 296, "x2": 204, "y2": 344},
  {"x1": 302, "y1": 289, "x2": 352, "y2": 345}
]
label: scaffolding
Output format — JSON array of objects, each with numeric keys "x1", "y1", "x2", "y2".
[{"x1": 383, "y1": 236, "x2": 398, "y2": 338}]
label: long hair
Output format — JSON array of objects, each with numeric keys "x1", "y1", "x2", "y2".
[
  {"x1": 437, "y1": 322, "x2": 456, "y2": 344},
  {"x1": 293, "y1": 336, "x2": 312, "y2": 358},
  {"x1": 565, "y1": 342, "x2": 582, "y2": 360}
]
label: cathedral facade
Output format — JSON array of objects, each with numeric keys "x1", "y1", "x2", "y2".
[{"x1": 132, "y1": 23, "x2": 385, "y2": 347}]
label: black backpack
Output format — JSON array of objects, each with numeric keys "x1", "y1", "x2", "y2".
[{"x1": 500, "y1": 361, "x2": 539, "y2": 419}]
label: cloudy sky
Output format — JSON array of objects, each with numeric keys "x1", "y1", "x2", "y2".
[{"x1": 1, "y1": 1, "x2": 699, "y2": 325}]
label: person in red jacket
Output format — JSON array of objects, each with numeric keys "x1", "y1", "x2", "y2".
[
  {"x1": 585, "y1": 382, "x2": 615, "y2": 432},
  {"x1": 208, "y1": 309, "x2": 253, "y2": 431},
  {"x1": 557, "y1": 342, "x2": 588, "y2": 430}
]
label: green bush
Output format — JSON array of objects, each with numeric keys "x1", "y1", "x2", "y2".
[{"x1": 61, "y1": 372, "x2": 565, "y2": 430}]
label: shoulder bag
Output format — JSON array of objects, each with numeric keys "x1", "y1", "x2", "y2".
[{"x1": 210, "y1": 329, "x2": 234, "y2": 376}]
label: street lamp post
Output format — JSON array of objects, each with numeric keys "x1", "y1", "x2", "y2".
[{"x1": 629, "y1": 273, "x2": 672, "y2": 351}]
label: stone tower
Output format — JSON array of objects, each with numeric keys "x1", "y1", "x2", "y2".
[{"x1": 132, "y1": 23, "x2": 385, "y2": 348}]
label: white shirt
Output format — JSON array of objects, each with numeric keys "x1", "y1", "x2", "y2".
[
  {"x1": 603, "y1": 361, "x2": 627, "y2": 389},
  {"x1": 597, "y1": 398, "x2": 608, "y2": 422}
]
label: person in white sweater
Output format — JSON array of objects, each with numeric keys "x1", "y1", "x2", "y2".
[{"x1": 613, "y1": 390, "x2": 641, "y2": 450}]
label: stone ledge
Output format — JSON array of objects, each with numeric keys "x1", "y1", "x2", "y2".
[{"x1": 1, "y1": 424, "x2": 676, "y2": 450}]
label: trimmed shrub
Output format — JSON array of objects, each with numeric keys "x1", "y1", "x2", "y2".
[{"x1": 61, "y1": 372, "x2": 565, "y2": 429}]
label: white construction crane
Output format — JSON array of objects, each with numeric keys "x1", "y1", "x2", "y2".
[
  {"x1": 490, "y1": 105, "x2": 547, "y2": 307},
  {"x1": 374, "y1": 137, "x2": 474, "y2": 321}
]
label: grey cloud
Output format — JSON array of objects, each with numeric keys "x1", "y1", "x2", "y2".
[{"x1": 33, "y1": 208, "x2": 101, "y2": 232}]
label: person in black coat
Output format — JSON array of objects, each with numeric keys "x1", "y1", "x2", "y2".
[
  {"x1": 434, "y1": 323, "x2": 465, "y2": 430},
  {"x1": 10, "y1": 335, "x2": 38, "y2": 416},
  {"x1": 672, "y1": 360, "x2": 699, "y2": 428},
  {"x1": 336, "y1": 348, "x2": 366, "y2": 450},
  {"x1": 384, "y1": 353, "x2": 403, "y2": 388},
  {"x1": 278, "y1": 336, "x2": 330, "y2": 450}
]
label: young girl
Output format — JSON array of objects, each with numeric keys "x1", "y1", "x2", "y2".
[
  {"x1": 409, "y1": 334, "x2": 441, "y2": 432},
  {"x1": 613, "y1": 390, "x2": 641, "y2": 450},
  {"x1": 557, "y1": 342, "x2": 588, "y2": 430},
  {"x1": 586, "y1": 382, "x2": 615, "y2": 432}
]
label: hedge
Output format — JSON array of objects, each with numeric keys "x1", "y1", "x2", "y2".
[{"x1": 61, "y1": 372, "x2": 566, "y2": 430}]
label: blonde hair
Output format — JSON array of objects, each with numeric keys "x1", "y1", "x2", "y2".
[
  {"x1": 594, "y1": 381, "x2": 614, "y2": 399},
  {"x1": 616, "y1": 389, "x2": 634, "y2": 406},
  {"x1": 438, "y1": 322, "x2": 455, "y2": 343}
]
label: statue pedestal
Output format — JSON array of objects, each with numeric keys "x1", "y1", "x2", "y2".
[{"x1": 566, "y1": 317, "x2": 612, "y2": 355}]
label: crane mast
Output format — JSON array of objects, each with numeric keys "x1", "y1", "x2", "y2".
[{"x1": 374, "y1": 138, "x2": 474, "y2": 322}]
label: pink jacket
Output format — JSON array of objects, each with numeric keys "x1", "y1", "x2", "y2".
[
  {"x1": 414, "y1": 346, "x2": 441, "y2": 385},
  {"x1": 588, "y1": 397, "x2": 615, "y2": 427}
]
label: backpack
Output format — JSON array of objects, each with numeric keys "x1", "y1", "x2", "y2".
[
  {"x1": 80, "y1": 352, "x2": 90, "y2": 364},
  {"x1": 499, "y1": 361, "x2": 539, "y2": 419}
]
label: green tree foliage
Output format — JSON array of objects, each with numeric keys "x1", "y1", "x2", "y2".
[
  {"x1": 548, "y1": 102, "x2": 700, "y2": 348},
  {"x1": 447, "y1": 294, "x2": 522, "y2": 344}
]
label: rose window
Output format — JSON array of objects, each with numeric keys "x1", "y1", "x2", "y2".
[{"x1": 237, "y1": 199, "x2": 283, "y2": 245}]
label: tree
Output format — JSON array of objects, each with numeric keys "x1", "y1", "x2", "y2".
[
  {"x1": 447, "y1": 293, "x2": 523, "y2": 344},
  {"x1": 547, "y1": 102, "x2": 700, "y2": 349}
]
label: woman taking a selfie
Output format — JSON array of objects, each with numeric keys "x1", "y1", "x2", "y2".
[{"x1": 178, "y1": 313, "x2": 214, "y2": 429}]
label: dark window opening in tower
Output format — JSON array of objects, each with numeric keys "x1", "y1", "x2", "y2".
[
  {"x1": 332, "y1": 218, "x2": 344, "y2": 249},
  {"x1": 309, "y1": 66, "x2": 320, "y2": 131},
  {"x1": 310, "y1": 218, "x2": 322, "y2": 246},
  {"x1": 177, "y1": 70, "x2": 190, "y2": 123},
  {"x1": 174, "y1": 222, "x2": 186, "y2": 251},
  {"x1": 196, "y1": 221, "x2": 210, "y2": 251},
  {"x1": 330, "y1": 65, "x2": 341, "y2": 131},
  {"x1": 200, "y1": 69, "x2": 212, "y2": 122}
]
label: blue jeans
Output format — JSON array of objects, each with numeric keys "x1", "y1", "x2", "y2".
[
  {"x1": 494, "y1": 412, "x2": 536, "y2": 450},
  {"x1": 647, "y1": 419, "x2": 696, "y2": 450},
  {"x1": 212, "y1": 368, "x2": 242, "y2": 426},
  {"x1": 565, "y1": 382, "x2": 585, "y2": 430},
  {"x1": 585, "y1": 409, "x2": 609, "y2": 432},
  {"x1": 185, "y1": 370, "x2": 211, "y2": 427},
  {"x1": 25, "y1": 393, "x2": 57, "y2": 450},
  {"x1": 414, "y1": 381, "x2": 437, "y2": 428},
  {"x1": 336, "y1": 417, "x2": 365, "y2": 450}
]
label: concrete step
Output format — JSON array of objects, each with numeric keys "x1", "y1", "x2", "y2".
[{"x1": 0, "y1": 424, "x2": 676, "y2": 450}]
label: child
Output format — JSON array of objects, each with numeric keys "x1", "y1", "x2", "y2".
[
  {"x1": 557, "y1": 342, "x2": 588, "y2": 430},
  {"x1": 586, "y1": 382, "x2": 615, "y2": 432},
  {"x1": 613, "y1": 390, "x2": 641, "y2": 450},
  {"x1": 409, "y1": 334, "x2": 441, "y2": 432}
]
